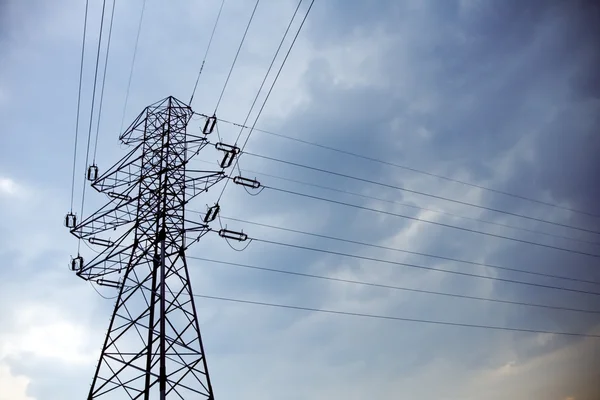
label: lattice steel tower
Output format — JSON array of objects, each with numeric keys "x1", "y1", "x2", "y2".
[{"x1": 67, "y1": 96, "x2": 225, "y2": 399}]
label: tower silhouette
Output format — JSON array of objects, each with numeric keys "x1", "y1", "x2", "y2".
[{"x1": 69, "y1": 96, "x2": 224, "y2": 399}]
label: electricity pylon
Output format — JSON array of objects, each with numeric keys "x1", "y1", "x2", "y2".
[{"x1": 67, "y1": 96, "x2": 225, "y2": 399}]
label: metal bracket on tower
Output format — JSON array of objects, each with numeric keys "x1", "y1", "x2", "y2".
[{"x1": 218, "y1": 228, "x2": 248, "y2": 242}]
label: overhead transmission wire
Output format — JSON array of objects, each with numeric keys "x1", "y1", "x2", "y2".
[
  {"x1": 198, "y1": 214, "x2": 600, "y2": 286},
  {"x1": 243, "y1": 151, "x2": 600, "y2": 237},
  {"x1": 206, "y1": 229, "x2": 600, "y2": 296},
  {"x1": 262, "y1": 185, "x2": 600, "y2": 259},
  {"x1": 188, "y1": 257, "x2": 600, "y2": 315},
  {"x1": 86, "y1": 238, "x2": 600, "y2": 309},
  {"x1": 224, "y1": 163, "x2": 600, "y2": 247},
  {"x1": 119, "y1": 0, "x2": 147, "y2": 134},
  {"x1": 91, "y1": 0, "x2": 117, "y2": 165},
  {"x1": 194, "y1": 294, "x2": 600, "y2": 338},
  {"x1": 230, "y1": 0, "x2": 303, "y2": 146},
  {"x1": 191, "y1": 156, "x2": 597, "y2": 246},
  {"x1": 215, "y1": 0, "x2": 315, "y2": 203},
  {"x1": 89, "y1": 280, "x2": 119, "y2": 300},
  {"x1": 78, "y1": 0, "x2": 108, "y2": 253},
  {"x1": 70, "y1": 0, "x2": 90, "y2": 213},
  {"x1": 213, "y1": 117, "x2": 600, "y2": 219},
  {"x1": 213, "y1": 0, "x2": 260, "y2": 114},
  {"x1": 189, "y1": 0, "x2": 226, "y2": 105},
  {"x1": 110, "y1": 283, "x2": 593, "y2": 340}
]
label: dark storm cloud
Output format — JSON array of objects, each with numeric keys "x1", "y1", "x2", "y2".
[
  {"x1": 237, "y1": 0, "x2": 600, "y2": 375},
  {"x1": 2, "y1": 0, "x2": 600, "y2": 398},
  {"x1": 303, "y1": 0, "x2": 600, "y2": 225}
]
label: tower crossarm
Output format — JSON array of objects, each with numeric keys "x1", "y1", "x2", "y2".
[
  {"x1": 71, "y1": 194, "x2": 139, "y2": 239},
  {"x1": 185, "y1": 172, "x2": 226, "y2": 201},
  {"x1": 77, "y1": 228, "x2": 135, "y2": 281},
  {"x1": 91, "y1": 144, "x2": 145, "y2": 195}
]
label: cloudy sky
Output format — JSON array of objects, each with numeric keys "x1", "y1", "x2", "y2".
[{"x1": 1, "y1": 0, "x2": 599, "y2": 399}]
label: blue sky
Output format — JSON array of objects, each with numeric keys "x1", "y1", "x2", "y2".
[{"x1": 1, "y1": 0, "x2": 599, "y2": 399}]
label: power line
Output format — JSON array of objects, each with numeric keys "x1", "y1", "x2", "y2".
[
  {"x1": 202, "y1": 215, "x2": 600, "y2": 286},
  {"x1": 244, "y1": 151, "x2": 600, "y2": 236},
  {"x1": 189, "y1": 0, "x2": 225, "y2": 105},
  {"x1": 232, "y1": 0, "x2": 304, "y2": 146},
  {"x1": 213, "y1": 0, "x2": 260, "y2": 114},
  {"x1": 194, "y1": 294, "x2": 600, "y2": 338},
  {"x1": 237, "y1": 0, "x2": 314, "y2": 153},
  {"x1": 239, "y1": 234, "x2": 600, "y2": 296},
  {"x1": 70, "y1": 0, "x2": 90, "y2": 212},
  {"x1": 92, "y1": 0, "x2": 117, "y2": 164},
  {"x1": 79, "y1": 0, "x2": 108, "y2": 253},
  {"x1": 119, "y1": 0, "x2": 147, "y2": 134},
  {"x1": 89, "y1": 280, "x2": 118, "y2": 300},
  {"x1": 227, "y1": 163, "x2": 600, "y2": 247},
  {"x1": 213, "y1": 117, "x2": 600, "y2": 219},
  {"x1": 188, "y1": 257, "x2": 600, "y2": 315},
  {"x1": 263, "y1": 185, "x2": 600, "y2": 259},
  {"x1": 216, "y1": 0, "x2": 315, "y2": 203}
]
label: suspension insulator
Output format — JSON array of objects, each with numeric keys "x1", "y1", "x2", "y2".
[
  {"x1": 214, "y1": 142, "x2": 240, "y2": 154},
  {"x1": 214, "y1": 142, "x2": 240, "y2": 168},
  {"x1": 70, "y1": 255, "x2": 84, "y2": 271},
  {"x1": 87, "y1": 164, "x2": 99, "y2": 181},
  {"x1": 89, "y1": 237, "x2": 114, "y2": 247},
  {"x1": 97, "y1": 279, "x2": 120, "y2": 288},
  {"x1": 107, "y1": 191, "x2": 132, "y2": 201},
  {"x1": 219, "y1": 151, "x2": 236, "y2": 168},
  {"x1": 65, "y1": 212, "x2": 77, "y2": 228},
  {"x1": 218, "y1": 228, "x2": 248, "y2": 242},
  {"x1": 233, "y1": 176, "x2": 261, "y2": 189},
  {"x1": 202, "y1": 115, "x2": 217, "y2": 135},
  {"x1": 203, "y1": 204, "x2": 220, "y2": 223}
]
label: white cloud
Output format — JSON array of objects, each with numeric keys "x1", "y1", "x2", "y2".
[
  {"x1": 0, "y1": 177, "x2": 18, "y2": 196},
  {"x1": 0, "y1": 304, "x2": 96, "y2": 366},
  {"x1": 0, "y1": 364, "x2": 34, "y2": 400}
]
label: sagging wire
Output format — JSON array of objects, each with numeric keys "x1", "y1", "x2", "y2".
[{"x1": 89, "y1": 280, "x2": 119, "y2": 300}]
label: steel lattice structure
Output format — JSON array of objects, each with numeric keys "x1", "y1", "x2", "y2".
[{"x1": 69, "y1": 96, "x2": 225, "y2": 399}]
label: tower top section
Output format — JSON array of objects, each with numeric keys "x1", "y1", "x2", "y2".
[{"x1": 120, "y1": 96, "x2": 193, "y2": 145}]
